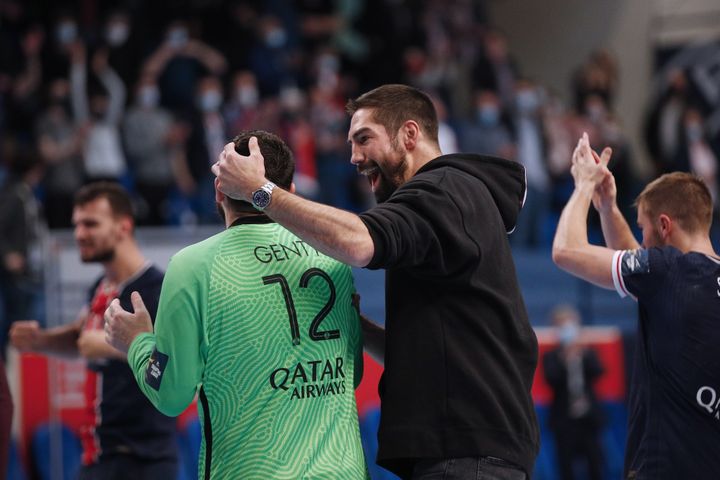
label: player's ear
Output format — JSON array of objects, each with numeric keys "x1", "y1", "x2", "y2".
[
  {"x1": 658, "y1": 214, "x2": 672, "y2": 239},
  {"x1": 118, "y1": 215, "x2": 133, "y2": 236},
  {"x1": 289, "y1": 182, "x2": 296, "y2": 194},
  {"x1": 214, "y1": 177, "x2": 225, "y2": 203}
]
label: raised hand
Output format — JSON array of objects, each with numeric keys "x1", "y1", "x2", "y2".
[{"x1": 570, "y1": 132, "x2": 611, "y2": 190}]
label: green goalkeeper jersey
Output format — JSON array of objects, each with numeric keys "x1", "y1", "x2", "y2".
[{"x1": 127, "y1": 217, "x2": 368, "y2": 479}]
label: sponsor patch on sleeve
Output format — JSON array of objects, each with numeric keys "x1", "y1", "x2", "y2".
[
  {"x1": 621, "y1": 248, "x2": 649, "y2": 276},
  {"x1": 145, "y1": 347, "x2": 169, "y2": 391},
  {"x1": 612, "y1": 249, "x2": 649, "y2": 299}
]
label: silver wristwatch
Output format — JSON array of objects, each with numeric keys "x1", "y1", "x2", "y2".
[{"x1": 251, "y1": 182, "x2": 277, "y2": 211}]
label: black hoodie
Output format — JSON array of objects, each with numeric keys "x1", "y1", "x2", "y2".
[{"x1": 359, "y1": 153, "x2": 539, "y2": 478}]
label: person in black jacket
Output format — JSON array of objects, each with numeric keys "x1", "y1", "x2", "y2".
[
  {"x1": 543, "y1": 304, "x2": 605, "y2": 480},
  {"x1": 213, "y1": 84, "x2": 539, "y2": 480}
]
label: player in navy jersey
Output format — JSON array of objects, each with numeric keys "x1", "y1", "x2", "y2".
[
  {"x1": 10, "y1": 183, "x2": 177, "y2": 479},
  {"x1": 552, "y1": 133, "x2": 720, "y2": 479}
]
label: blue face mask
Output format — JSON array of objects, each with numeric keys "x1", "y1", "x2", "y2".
[
  {"x1": 478, "y1": 106, "x2": 499, "y2": 126},
  {"x1": 167, "y1": 28, "x2": 188, "y2": 49},
  {"x1": 57, "y1": 22, "x2": 78, "y2": 45},
  {"x1": 138, "y1": 86, "x2": 159, "y2": 108},
  {"x1": 516, "y1": 90, "x2": 539, "y2": 113},
  {"x1": 265, "y1": 28, "x2": 287, "y2": 48},
  {"x1": 199, "y1": 90, "x2": 222, "y2": 112},
  {"x1": 558, "y1": 323, "x2": 580, "y2": 345},
  {"x1": 686, "y1": 124, "x2": 703, "y2": 142}
]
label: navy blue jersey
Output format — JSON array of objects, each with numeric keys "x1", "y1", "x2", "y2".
[
  {"x1": 611, "y1": 247, "x2": 720, "y2": 479},
  {"x1": 84, "y1": 264, "x2": 177, "y2": 464}
]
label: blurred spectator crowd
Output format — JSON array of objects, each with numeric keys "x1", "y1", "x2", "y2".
[{"x1": 0, "y1": 0, "x2": 718, "y2": 247}]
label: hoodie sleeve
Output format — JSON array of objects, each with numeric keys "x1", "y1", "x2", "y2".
[{"x1": 359, "y1": 172, "x2": 485, "y2": 274}]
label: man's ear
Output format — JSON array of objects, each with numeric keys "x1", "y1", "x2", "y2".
[
  {"x1": 659, "y1": 214, "x2": 673, "y2": 239},
  {"x1": 401, "y1": 120, "x2": 420, "y2": 151},
  {"x1": 289, "y1": 182, "x2": 296, "y2": 194},
  {"x1": 214, "y1": 177, "x2": 225, "y2": 204},
  {"x1": 118, "y1": 215, "x2": 134, "y2": 237}
]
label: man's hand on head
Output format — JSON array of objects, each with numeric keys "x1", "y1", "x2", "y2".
[
  {"x1": 104, "y1": 292, "x2": 153, "y2": 354},
  {"x1": 212, "y1": 136, "x2": 268, "y2": 202}
]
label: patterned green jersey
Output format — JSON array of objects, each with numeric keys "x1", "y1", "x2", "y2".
[{"x1": 127, "y1": 217, "x2": 368, "y2": 479}]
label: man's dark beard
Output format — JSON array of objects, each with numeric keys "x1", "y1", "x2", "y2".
[
  {"x1": 373, "y1": 175, "x2": 397, "y2": 203},
  {"x1": 82, "y1": 248, "x2": 115, "y2": 263},
  {"x1": 373, "y1": 155, "x2": 407, "y2": 203},
  {"x1": 371, "y1": 137, "x2": 408, "y2": 203}
]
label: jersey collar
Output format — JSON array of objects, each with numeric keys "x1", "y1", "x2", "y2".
[{"x1": 229, "y1": 215, "x2": 275, "y2": 228}]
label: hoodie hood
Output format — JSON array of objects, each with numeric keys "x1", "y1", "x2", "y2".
[{"x1": 415, "y1": 153, "x2": 527, "y2": 233}]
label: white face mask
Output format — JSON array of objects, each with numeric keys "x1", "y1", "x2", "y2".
[
  {"x1": 236, "y1": 87, "x2": 259, "y2": 108},
  {"x1": 199, "y1": 90, "x2": 222, "y2": 112},
  {"x1": 166, "y1": 28, "x2": 188, "y2": 48},
  {"x1": 559, "y1": 323, "x2": 580, "y2": 345},
  {"x1": 264, "y1": 27, "x2": 287, "y2": 48},
  {"x1": 138, "y1": 86, "x2": 159, "y2": 108},
  {"x1": 106, "y1": 23, "x2": 130, "y2": 47}
]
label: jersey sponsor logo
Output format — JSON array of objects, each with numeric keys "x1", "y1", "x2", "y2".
[
  {"x1": 696, "y1": 385, "x2": 720, "y2": 420},
  {"x1": 253, "y1": 240, "x2": 321, "y2": 264},
  {"x1": 269, "y1": 357, "x2": 347, "y2": 400},
  {"x1": 621, "y1": 249, "x2": 649, "y2": 276},
  {"x1": 145, "y1": 348, "x2": 169, "y2": 391}
]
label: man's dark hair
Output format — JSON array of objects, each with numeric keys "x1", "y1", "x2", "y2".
[
  {"x1": 345, "y1": 84, "x2": 439, "y2": 144},
  {"x1": 226, "y1": 130, "x2": 295, "y2": 212},
  {"x1": 74, "y1": 181, "x2": 134, "y2": 220}
]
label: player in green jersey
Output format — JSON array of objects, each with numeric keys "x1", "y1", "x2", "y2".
[{"x1": 104, "y1": 130, "x2": 368, "y2": 480}]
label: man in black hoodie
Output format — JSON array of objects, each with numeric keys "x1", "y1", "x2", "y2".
[{"x1": 213, "y1": 84, "x2": 539, "y2": 479}]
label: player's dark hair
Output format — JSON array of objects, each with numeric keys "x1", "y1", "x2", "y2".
[
  {"x1": 225, "y1": 130, "x2": 295, "y2": 212},
  {"x1": 635, "y1": 172, "x2": 713, "y2": 234},
  {"x1": 346, "y1": 84, "x2": 439, "y2": 145},
  {"x1": 74, "y1": 181, "x2": 134, "y2": 221}
]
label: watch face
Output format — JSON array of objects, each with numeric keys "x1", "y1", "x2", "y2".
[{"x1": 252, "y1": 188, "x2": 271, "y2": 209}]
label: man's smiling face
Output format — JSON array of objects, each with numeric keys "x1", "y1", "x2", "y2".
[{"x1": 348, "y1": 108, "x2": 410, "y2": 203}]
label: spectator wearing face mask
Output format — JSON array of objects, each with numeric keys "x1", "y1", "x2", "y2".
[
  {"x1": 459, "y1": 89, "x2": 515, "y2": 159},
  {"x1": 248, "y1": 15, "x2": 302, "y2": 96},
  {"x1": 103, "y1": 10, "x2": 145, "y2": 92},
  {"x1": 510, "y1": 79, "x2": 550, "y2": 248},
  {"x1": 543, "y1": 305, "x2": 605, "y2": 480},
  {"x1": 143, "y1": 20, "x2": 227, "y2": 114},
  {"x1": 69, "y1": 42, "x2": 127, "y2": 183},
  {"x1": 578, "y1": 94, "x2": 637, "y2": 225},
  {"x1": 43, "y1": 11, "x2": 79, "y2": 79},
  {"x1": 123, "y1": 74, "x2": 186, "y2": 225},
  {"x1": 179, "y1": 75, "x2": 227, "y2": 224},
  {"x1": 224, "y1": 70, "x2": 261, "y2": 135}
]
